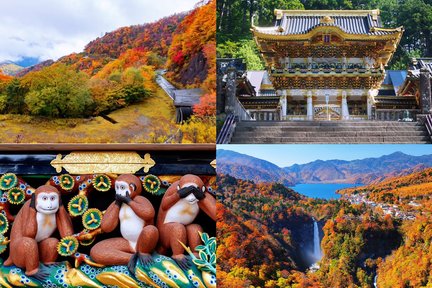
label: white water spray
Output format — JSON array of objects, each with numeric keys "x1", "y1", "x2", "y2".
[{"x1": 313, "y1": 218, "x2": 322, "y2": 262}]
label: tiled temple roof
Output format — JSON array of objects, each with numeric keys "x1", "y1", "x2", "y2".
[
  {"x1": 407, "y1": 58, "x2": 432, "y2": 79},
  {"x1": 398, "y1": 58, "x2": 432, "y2": 96},
  {"x1": 253, "y1": 9, "x2": 402, "y2": 36}
]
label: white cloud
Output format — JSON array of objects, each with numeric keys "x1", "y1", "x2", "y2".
[{"x1": 0, "y1": 0, "x2": 199, "y2": 62}]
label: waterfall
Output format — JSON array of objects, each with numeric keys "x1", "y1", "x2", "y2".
[
  {"x1": 313, "y1": 218, "x2": 322, "y2": 262},
  {"x1": 374, "y1": 275, "x2": 378, "y2": 288}
]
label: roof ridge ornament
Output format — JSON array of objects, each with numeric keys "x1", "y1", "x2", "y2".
[
  {"x1": 251, "y1": 13, "x2": 258, "y2": 28},
  {"x1": 320, "y1": 16, "x2": 334, "y2": 24},
  {"x1": 273, "y1": 9, "x2": 381, "y2": 17}
]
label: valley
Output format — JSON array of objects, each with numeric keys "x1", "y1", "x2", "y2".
[
  {"x1": 0, "y1": 86, "x2": 177, "y2": 143},
  {"x1": 0, "y1": 0, "x2": 216, "y2": 143},
  {"x1": 217, "y1": 148, "x2": 432, "y2": 287}
]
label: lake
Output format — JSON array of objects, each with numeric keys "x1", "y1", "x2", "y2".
[{"x1": 289, "y1": 183, "x2": 362, "y2": 200}]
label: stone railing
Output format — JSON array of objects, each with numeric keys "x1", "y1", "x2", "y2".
[
  {"x1": 250, "y1": 110, "x2": 279, "y2": 121},
  {"x1": 425, "y1": 114, "x2": 432, "y2": 141},
  {"x1": 216, "y1": 114, "x2": 237, "y2": 144},
  {"x1": 375, "y1": 109, "x2": 419, "y2": 121},
  {"x1": 234, "y1": 98, "x2": 253, "y2": 121}
]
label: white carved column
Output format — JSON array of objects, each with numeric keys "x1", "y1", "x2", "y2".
[
  {"x1": 281, "y1": 90, "x2": 287, "y2": 120},
  {"x1": 367, "y1": 90, "x2": 373, "y2": 120},
  {"x1": 307, "y1": 91, "x2": 313, "y2": 120},
  {"x1": 341, "y1": 91, "x2": 349, "y2": 120}
]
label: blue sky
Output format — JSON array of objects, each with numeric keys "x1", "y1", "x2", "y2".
[
  {"x1": 0, "y1": 0, "x2": 198, "y2": 62},
  {"x1": 218, "y1": 144, "x2": 432, "y2": 167}
]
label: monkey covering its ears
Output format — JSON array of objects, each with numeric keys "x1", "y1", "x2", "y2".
[{"x1": 4, "y1": 185, "x2": 73, "y2": 276}]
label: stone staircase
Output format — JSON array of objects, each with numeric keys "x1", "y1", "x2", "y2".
[{"x1": 230, "y1": 121, "x2": 431, "y2": 143}]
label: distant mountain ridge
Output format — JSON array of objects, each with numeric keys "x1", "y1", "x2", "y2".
[
  {"x1": 2, "y1": 13, "x2": 188, "y2": 79},
  {"x1": 217, "y1": 149, "x2": 295, "y2": 185},
  {"x1": 3, "y1": 2, "x2": 214, "y2": 91},
  {"x1": 0, "y1": 61, "x2": 23, "y2": 76},
  {"x1": 217, "y1": 150, "x2": 432, "y2": 185}
]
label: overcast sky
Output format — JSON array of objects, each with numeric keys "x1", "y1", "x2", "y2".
[{"x1": 0, "y1": 0, "x2": 198, "y2": 63}]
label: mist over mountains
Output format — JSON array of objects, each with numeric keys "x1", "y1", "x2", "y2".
[{"x1": 217, "y1": 149, "x2": 432, "y2": 185}]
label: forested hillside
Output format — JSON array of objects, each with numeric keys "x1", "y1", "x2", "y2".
[
  {"x1": 85, "y1": 15, "x2": 184, "y2": 59},
  {"x1": 217, "y1": 0, "x2": 432, "y2": 70},
  {"x1": 217, "y1": 173, "x2": 403, "y2": 287},
  {"x1": 338, "y1": 167, "x2": 432, "y2": 287},
  {"x1": 0, "y1": 0, "x2": 216, "y2": 143},
  {"x1": 166, "y1": 0, "x2": 216, "y2": 90},
  {"x1": 0, "y1": 13, "x2": 184, "y2": 118},
  {"x1": 219, "y1": 166, "x2": 432, "y2": 287}
]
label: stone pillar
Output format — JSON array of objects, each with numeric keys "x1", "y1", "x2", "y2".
[
  {"x1": 281, "y1": 90, "x2": 287, "y2": 120},
  {"x1": 367, "y1": 90, "x2": 373, "y2": 120},
  {"x1": 420, "y1": 68, "x2": 431, "y2": 114},
  {"x1": 225, "y1": 67, "x2": 237, "y2": 114},
  {"x1": 341, "y1": 91, "x2": 349, "y2": 120},
  {"x1": 307, "y1": 91, "x2": 313, "y2": 120},
  {"x1": 216, "y1": 65, "x2": 225, "y2": 114}
]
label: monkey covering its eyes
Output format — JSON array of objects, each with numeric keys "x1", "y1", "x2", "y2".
[{"x1": 156, "y1": 174, "x2": 216, "y2": 269}]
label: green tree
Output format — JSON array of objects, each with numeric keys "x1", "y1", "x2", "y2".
[
  {"x1": 24, "y1": 64, "x2": 93, "y2": 118},
  {"x1": 120, "y1": 67, "x2": 150, "y2": 104},
  {"x1": 398, "y1": 0, "x2": 432, "y2": 56},
  {"x1": 256, "y1": 0, "x2": 304, "y2": 25},
  {"x1": 4, "y1": 78, "x2": 26, "y2": 114},
  {"x1": 217, "y1": 0, "x2": 304, "y2": 42},
  {"x1": 217, "y1": 40, "x2": 264, "y2": 69}
]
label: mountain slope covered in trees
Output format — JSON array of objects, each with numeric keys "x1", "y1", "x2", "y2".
[
  {"x1": 217, "y1": 173, "x2": 403, "y2": 287},
  {"x1": 219, "y1": 165, "x2": 432, "y2": 287},
  {"x1": 0, "y1": 0, "x2": 216, "y2": 143},
  {"x1": 217, "y1": 149, "x2": 432, "y2": 185}
]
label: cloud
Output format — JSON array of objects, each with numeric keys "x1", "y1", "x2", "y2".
[{"x1": 0, "y1": 0, "x2": 198, "y2": 63}]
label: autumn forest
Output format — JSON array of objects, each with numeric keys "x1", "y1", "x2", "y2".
[
  {"x1": 217, "y1": 151, "x2": 432, "y2": 288},
  {"x1": 0, "y1": 0, "x2": 216, "y2": 143}
]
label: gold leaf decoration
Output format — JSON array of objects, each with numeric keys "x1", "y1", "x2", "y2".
[
  {"x1": 96, "y1": 272, "x2": 140, "y2": 288},
  {"x1": 65, "y1": 268, "x2": 102, "y2": 288},
  {"x1": 135, "y1": 269, "x2": 159, "y2": 288},
  {"x1": 210, "y1": 159, "x2": 216, "y2": 169},
  {"x1": 50, "y1": 152, "x2": 156, "y2": 174},
  {"x1": 0, "y1": 270, "x2": 12, "y2": 288}
]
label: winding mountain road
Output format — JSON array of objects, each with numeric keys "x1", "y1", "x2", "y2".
[{"x1": 155, "y1": 70, "x2": 175, "y2": 100}]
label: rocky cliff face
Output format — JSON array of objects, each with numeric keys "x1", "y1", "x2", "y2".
[{"x1": 217, "y1": 174, "x2": 324, "y2": 272}]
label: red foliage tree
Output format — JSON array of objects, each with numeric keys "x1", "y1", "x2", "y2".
[{"x1": 193, "y1": 92, "x2": 216, "y2": 117}]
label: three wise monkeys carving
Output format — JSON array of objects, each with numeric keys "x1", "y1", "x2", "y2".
[{"x1": 5, "y1": 174, "x2": 216, "y2": 276}]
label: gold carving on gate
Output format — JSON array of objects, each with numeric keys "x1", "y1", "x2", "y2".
[
  {"x1": 320, "y1": 16, "x2": 334, "y2": 24},
  {"x1": 50, "y1": 152, "x2": 156, "y2": 174},
  {"x1": 210, "y1": 159, "x2": 216, "y2": 169}
]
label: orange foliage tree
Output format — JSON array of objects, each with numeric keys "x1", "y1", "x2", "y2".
[
  {"x1": 166, "y1": 0, "x2": 216, "y2": 88},
  {"x1": 193, "y1": 92, "x2": 216, "y2": 117}
]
